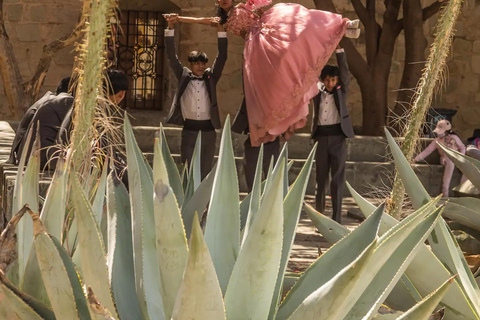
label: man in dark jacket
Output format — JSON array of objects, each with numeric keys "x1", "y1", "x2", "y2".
[
  {"x1": 7, "y1": 77, "x2": 71, "y2": 165},
  {"x1": 311, "y1": 47, "x2": 354, "y2": 223},
  {"x1": 164, "y1": 17, "x2": 227, "y2": 179}
]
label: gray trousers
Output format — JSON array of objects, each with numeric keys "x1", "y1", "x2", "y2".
[
  {"x1": 314, "y1": 134, "x2": 347, "y2": 223},
  {"x1": 244, "y1": 136, "x2": 280, "y2": 192},
  {"x1": 181, "y1": 129, "x2": 216, "y2": 180}
]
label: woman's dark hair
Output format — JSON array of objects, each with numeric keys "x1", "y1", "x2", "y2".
[
  {"x1": 216, "y1": 6, "x2": 229, "y2": 25},
  {"x1": 216, "y1": 0, "x2": 234, "y2": 25}
]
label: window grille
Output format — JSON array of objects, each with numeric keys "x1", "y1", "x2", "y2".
[{"x1": 113, "y1": 10, "x2": 165, "y2": 110}]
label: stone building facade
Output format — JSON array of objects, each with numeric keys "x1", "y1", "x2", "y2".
[{"x1": 1, "y1": 0, "x2": 479, "y2": 139}]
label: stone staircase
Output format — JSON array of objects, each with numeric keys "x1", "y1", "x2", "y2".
[
  {"x1": 133, "y1": 125, "x2": 462, "y2": 197},
  {"x1": 0, "y1": 120, "x2": 462, "y2": 227}
]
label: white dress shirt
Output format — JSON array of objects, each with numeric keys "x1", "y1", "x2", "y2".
[
  {"x1": 165, "y1": 29, "x2": 226, "y2": 120},
  {"x1": 181, "y1": 78, "x2": 211, "y2": 120},
  {"x1": 317, "y1": 82, "x2": 341, "y2": 125}
]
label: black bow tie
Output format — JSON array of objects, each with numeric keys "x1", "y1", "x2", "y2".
[
  {"x1": 323, "y1": 90, "x2": 333, "y2": 95},
  {"x1": 191, "y1": 76, "x2": 205, "y2": 81}
]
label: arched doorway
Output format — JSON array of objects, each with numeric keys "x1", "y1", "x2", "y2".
[{"x1": 113, "y1": 0, "x2": 180, "y2": 111}]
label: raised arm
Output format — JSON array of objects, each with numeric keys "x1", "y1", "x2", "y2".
[
  {"x1": 178, "y1": 16, "x2": 220, "y2": 27},
  {"x1": 336, "y1": 48, "x2": 350, "y2": 93},
  {"x1": 414, "y1": 140, "x2": 437, "y2": 162},
  {"x1": 211, "y1": 33, "x2": 228, "y2": 80},
  {"x1": 164, "y1": 29, "x2": 183, "y2": 80}
]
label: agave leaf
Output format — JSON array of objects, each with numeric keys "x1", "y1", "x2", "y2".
[
  {"x1": 92, "y1": 159, "x2": 109, "y2": 226},
  {"x1": 0, "y1": 272, "x2": 55, "y2": 320},
  {"x1": 305, "y1": 206, "x2": 418, "y2": 311},
  {"x1": 189, "y1": 132, "x2": 202, "y2": 191},
  {"x1": 437, "y1": 143, "x2": 480, "y2": 189},
  {"x1": 86, "y1": 287, "x2": 116, "y2": 320},
  {"x1": 41, "y1": 156, "x2": 68, "y2": 239},
  {"x1": 442, "y1": 198, "x2": 480, "y2": 232},
  {"x1": 386, "y1": 128, "x2": 480, "y2": 319},
  {"x1": 276, "y1": 204, "x2": 383, "y2": 320},
  {"x1": 171, "y1": 214, "x2": 226, "y2": 320},
  {"x1": 299, "y1": 205, "x2": 440, "y2": 320},
  {"x1": 286, "y1": 240, "x2": 377, "y2": 320},
  {"x1": 268, "y1": 144, "x2": 317, "y2": 320},
  {"x1": 71, "y1": 175, "x2": 118, "y2": 319},
  {"x1": 204, "y1": 116, "x2": 240, "y2": 294},
  {"x1": 263, "y1": 143, "x2": 287, "y2": 199},
  {"x1": 124, "y1": 116, "x2": 165, "y2": 320},
  {"x1": 347, "y1": 206, "x2": 442, "y2": 319},
  {"x1": 180, "y1": 164, "x2": 216, "y2": 238},
  {"x1": 159, "y1": 125, "x2": 184, "y2": 204},
  {"x1": 349, "y1": 183, "x2": 478, "y2": 320},
  {"x1": 17, "y1": 133, "x2": 40, "y2": 285},
  {"x1": 106, "y1": 174, "x2": 143, "y2": 320},
  {"x1": 12, "y1": 128, "x2": 33, "y2": 214},
  {"x1": 397, "y1": 278, "x2": 454, "y2": 320},
  {"x1": 241, "y1": 144, "x2": 264, "y2": 246},
  {"x1": 154, "y1": 180, "x2": 188, "y2": 319},
  {"x1": 152, "y1": 133, "x2": 188, "y2": 318},
  {"x1": 225, "y1": 158, "x2": 285, "y2": 320},
  {"x1": 32, "y1": 207, "x2": 89, "y2": 320},
  {"x1": 0, "y1": 280, "x2": 45, "y2": 320},
  {"x1": 239, "y1": 179, "x2": 266, "y2": 231},
  {"x1": 22, "y1": 157, "x2": 69, "y2": 305}
]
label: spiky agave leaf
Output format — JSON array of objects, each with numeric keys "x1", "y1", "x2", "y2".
[
  {"x1": 204, "y1": 115, "x2": 240, "y2": 294},
  {"x1": 171, "y1": 214, "x2": 226, "y2": 320},
  {"x1": 386, "y1": 129, "x2": 480, "y2": 319},
  {"x1": 106, "y1": 174, "x2": 142, "y2": 320}
]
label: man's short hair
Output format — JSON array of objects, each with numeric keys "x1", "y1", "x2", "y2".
[
  {"x1": 56, "y1": 77, "x2": 72, "y2": 95},
  {"x1": 320, "y1": 65, "x2": 340, "y2": 80},
  {"x1": 105, "y1": 70, "x2": 129, "y2": 95},
  {"x1": 188, "y1": 51, "x2": 209, "y2": 63}
]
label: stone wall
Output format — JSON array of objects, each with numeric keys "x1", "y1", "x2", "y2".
[
  {"x1": 1, "y1": 0, "x2": 479, "y2": 138},
  {"x1": 0, "y1": 0, "x2": 82, "y2": 119}
]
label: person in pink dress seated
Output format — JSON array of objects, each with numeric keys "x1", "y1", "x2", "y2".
[
  {"x1": 165, "y1": 0, "x2": 360, "y2": 146},
  {"x1": 414, "y1": 119, "x2": 466, "y2": 197}
]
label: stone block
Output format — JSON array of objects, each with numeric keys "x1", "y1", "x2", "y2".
[
  {"x1": 7, "y1": 4, "x2": 23, "y2": 21},
  {"x1": 453, "y1": 38, "x2": 472, "y2": 59},
  {"x1": 15, "y1": 23, "x2": 41, "y2": 42},
  {"x1": 473, "y1": 40, "x2": 480, "y2": 53},
  {"x1": 30, "y1": 5, "x2": 48, "y2": 22},
  {"x1": 472, "y1": 55, "x2": 480, "y2": 74}
]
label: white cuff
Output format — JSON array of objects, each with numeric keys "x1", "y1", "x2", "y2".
[
  {"x1": 164, "y1": 29, "x2": 174, "y2": 37},
  {"x1": 218, "y1": 31, "x2": 227, "y2": 38},
  {"x1": 336, "y1": 48, "x2": 345, "y2": 53}
]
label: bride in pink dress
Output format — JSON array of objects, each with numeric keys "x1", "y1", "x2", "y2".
[{"x1": 165, "y1": 0, "x2": 359, "y2": 147}]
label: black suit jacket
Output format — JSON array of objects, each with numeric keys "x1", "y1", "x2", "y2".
[
  {"x1": 7, "y1": 92, "x2": 56, "y2": 164},
  {"x1": 312, "y1": 51, "x2": 354, "y2": 139},
  {"x1": 17, "y1": 93, "x2": 74, "y2": 167},
  {"x1": 164, "y1": 33, "x2": 227, "y2": 129}
]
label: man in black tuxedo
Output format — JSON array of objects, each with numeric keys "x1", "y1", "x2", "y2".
[
  {"x1": 164, "y1": 17, "x2": 227, "y2": 180},
  {"x1": 312, "y1": 47, "x2": 354, "y2": 223},
  {"x1": 7, "y1": 77, "x2": 72, "y2": 165},
  {"x1": 232, "y1": 98, "x2": 280, "y2": 192}
]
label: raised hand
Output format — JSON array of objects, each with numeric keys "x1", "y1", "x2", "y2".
[{"x1": 163, "y1": 13, "x2": 179, "y2": 29}]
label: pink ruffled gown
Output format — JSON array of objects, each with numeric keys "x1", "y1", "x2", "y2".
[{"x1": 225, "y1": 3, "x2": 349, "y2": 146}]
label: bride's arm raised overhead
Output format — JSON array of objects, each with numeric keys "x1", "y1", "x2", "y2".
[{"x1": 164, "y1": 13, "x2": 223, "y2": 30}]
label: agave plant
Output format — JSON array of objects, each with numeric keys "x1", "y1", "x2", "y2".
[
  {"x1": 308, "y1": 128, "x2": 480, "y2": 320},
  {"x1": 0, "y1": 111, "x2": 463, "y2": 320}
]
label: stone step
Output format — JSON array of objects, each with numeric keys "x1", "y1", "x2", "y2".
[
  {"x1": 133, "y1": 126, "x2": 444, "y2": 164},
  {"x1": 143, "y1": 152, "x2": 461, "y2": 197}
]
